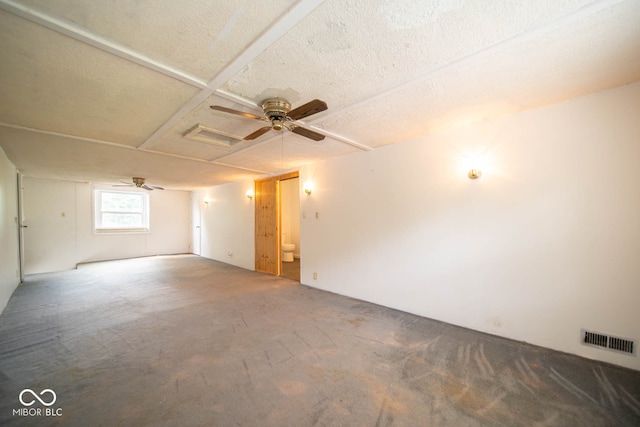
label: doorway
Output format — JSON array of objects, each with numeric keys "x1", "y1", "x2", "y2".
[
  {"x1": 254, "y1": 171, "x2": 299, "y2": 280},
  {"x1": 279, "y1": 177, "x2": 300, "y2": 281}
]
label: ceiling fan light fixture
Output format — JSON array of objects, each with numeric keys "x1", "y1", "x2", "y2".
[
  {"x1": 210, "y1": 97, "x2": 327, "y2": 141},
  {"x1": 271, "y1": 119, "x2": 284, "y2": 131}
]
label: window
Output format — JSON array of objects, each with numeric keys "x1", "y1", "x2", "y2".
[{"x1": 94, "y1": 189, "x2": 149, "y2": 233}]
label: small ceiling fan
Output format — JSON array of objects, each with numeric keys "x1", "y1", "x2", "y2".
[
  {"x1": 114, "y1": 177, "x2": 164, "y2": 191},
  {"x1": 210, "y1": 98, "x2": 327, "y2": 141}
]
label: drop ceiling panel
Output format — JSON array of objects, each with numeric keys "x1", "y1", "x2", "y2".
[
  {"x1": 1, "y1": 0, "x2": 638, "y2": 189},
  {"x1": 312, "y1": 0, "x2": 640, "y2": 148},
  {"x1": 218, "y1": 132, "x2": 360, "y2": 173},
  {"x1": 0, "y1": 11, "x2": 199, "y2": 147},
  {"x1": 221, "y1": 0, "x2": 592, "y2": 109},
  {"x1": 13, "y1": 0, "x2": 298, "y2": 81},
  {"x1": 0, "y1": 127, "x2": 258, "y2": 189},
  {"x1": 148, "y1": 138, "x2": 235, "y2": 162}
]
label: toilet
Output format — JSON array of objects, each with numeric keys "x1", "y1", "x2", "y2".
[{"x1": 282, "y1": 233, "x2": 295, "y2": 262}]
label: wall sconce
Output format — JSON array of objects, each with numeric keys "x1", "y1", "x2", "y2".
[
  {"x1": 468, "y1": 169, "x2": 482, "y2": 179},
  {"x1": 203, "y1": 197, "x2": 210, "y2": 205},
  {"x1": 246, "y1": 190, "x2": 254, "y2": 200},
  {"x1": 303, "y1": 181, "x2": 313, "y2": 195}
]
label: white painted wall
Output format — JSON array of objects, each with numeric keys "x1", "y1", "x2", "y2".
[
  {"x1": 299, "y1": 82, "x2": 640, "y2": 371},
  {"x1": 199, "y1": 180, "x2": 255, "y2": 270},
  {"x1": 192, "y1": 83, "x2": 639, "y2": 369},
  {"x1": 22, "y1": 177, "x2": 191, "y2": 274},
  {"x1": 0, "y1": 147, "x2": 20, "y2": 314}
]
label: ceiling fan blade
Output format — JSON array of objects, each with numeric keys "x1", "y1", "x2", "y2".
[
  {"x1": 142, "y1": 184, "x2": 154, "y2": 191},
  {"x1": 210, "y1": 105, "x2": 263, "y2": 120},
  {"x1": 290, "y1": 126, "x2": 325, "y2": 141},
  {"x1": 150, "y1": 185, "x2": 164, "y2": 190},
  {"x1": 244, "y1": 126, "x2": 272, "y2": 140},
  {"x1": 288, "y1": 99, "x2": 327, "y2": 120},
  {"x1": 113, "y1": 184, "x2": 133, "y2": 187}
]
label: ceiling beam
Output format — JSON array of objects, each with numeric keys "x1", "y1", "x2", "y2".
[
  {"x1": 0, "y1": 122, "x2": 266, "y2": 175},
  {"x1": 137, "y1": 0, "x2": 326, "y2": 150},
  {"x1": 0, "y1": 0, "x2": 207, "y2": 89}
]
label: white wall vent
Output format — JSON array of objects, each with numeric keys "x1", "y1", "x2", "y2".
[
  {"x1": 183, "y1": 124, "x2": 242, "y2": 149},
  {"x1": 582, "y1": 329, "x2": 635, "y2": 355}
]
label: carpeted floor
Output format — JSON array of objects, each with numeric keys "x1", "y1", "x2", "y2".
[
  {"x1": 281, "y1": 257, "x2": 300, "y2": 282},
  {"x1": 0, "y1": 255, "x2": 639, "y2": 426}
]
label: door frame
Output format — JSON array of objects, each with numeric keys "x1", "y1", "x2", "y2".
[
  {"x1": 254, "y1": 171, "x2": 298, "y2": 276},
  {"x1": 278, "y1": 175, "x2": 300, "y2": 279},
  {"x1": 17, "y1": 173, "x2": 25, "y2": 282},
  {"x1": 190, "y1": 191, "x2": 201, "y2": 255}
]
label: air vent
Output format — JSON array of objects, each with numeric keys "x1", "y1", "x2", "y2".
[
  {"x1": 582, "y1": 329, "x2": 635, "y2": 355},
  {"x1": 183, "y1": 124, "x2": 241, "y2": 149}
]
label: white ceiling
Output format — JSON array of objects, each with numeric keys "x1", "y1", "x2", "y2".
[{"x1": 1, "y1": 0, "x2": 639, "y2": 190}]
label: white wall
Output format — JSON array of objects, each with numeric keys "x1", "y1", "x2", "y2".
[
  {"x1": 22, "y1": 177, "x2": 191, "y2": 274},
  {"x1": 0, "y1": 147, "x2": 20, "y2": 314},
  {"x1": 299, "y1": 82, "x2": 640, "y2": 370},
  {"x1": 193, "y1": 83, "x2": 639, "y2": 370},
  {"x1": 199, "y1": 180, "x2": 255, "y2": 270}
]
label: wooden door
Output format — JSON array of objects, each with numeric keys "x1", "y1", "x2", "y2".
[
  {"x1": 255, "y1": 178, "x2": 279, "y2": 274},
  {"x1": 254, "y1": 171, "x2": 299, "y2": 275}
]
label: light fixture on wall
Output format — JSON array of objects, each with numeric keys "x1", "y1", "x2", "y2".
[
  {"x1": 468, "y1": 169, "x2": 482, "y2": 179},
  {"x1": 303, "y1": 181, "x2": 313, "y2": 195},
  {"x1": 246, "y1": 190, "x2": 254, "y2": 200},
  {"x1": 203, "y1": 197, "x2": 210, "y2": 205}
]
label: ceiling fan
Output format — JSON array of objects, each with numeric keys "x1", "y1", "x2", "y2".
[
  {"x1": 210, "y1": 98, "x2": 327, "y2": 141},
  {"x1": 114, "y1": 177, "x2": 164, "y2": 191}
]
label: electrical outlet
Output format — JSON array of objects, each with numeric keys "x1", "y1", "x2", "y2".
[
  {"x1": 227, "y1": 252, "x2": 233, "y2": 257},
  {"x1": 313, "y1": 272, "x2": 318, "y2": 280}
]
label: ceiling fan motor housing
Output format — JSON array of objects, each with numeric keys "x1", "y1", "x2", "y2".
[
  {"x1": 132, "y1": 177, "x2": 145, "y2": 187},
  {"x1": 262, "y1": 98, "x2": 291, "y2": 130}
]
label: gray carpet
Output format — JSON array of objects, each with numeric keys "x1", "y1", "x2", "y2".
[{"x1": 0, "y1": 255, "x2": 639, "y2": 426}]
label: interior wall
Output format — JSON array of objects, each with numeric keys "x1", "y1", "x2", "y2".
[
  {"x1": 280, "y1": 178, "x2": 300, "y2": 257},
  {"x1": 0, "y1": 147, "x2": 20, "y2": 314},
  {"x1": 299, "y1": 81, "x2": 640, "y2": 370},
  {"x1": 199, "y1": 180, "x2": 255, "y2": 270},
  {"x1": 22, "y1": 177, "x2": 191, "y2": 274}
]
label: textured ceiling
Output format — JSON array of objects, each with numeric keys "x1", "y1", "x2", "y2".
[{"x1": 0, "y1": 0, "x2": 639, "y2": 190}]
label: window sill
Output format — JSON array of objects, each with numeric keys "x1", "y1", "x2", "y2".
[{"x1": 94, "y1": 228, "x2": 150, "y2": 234}]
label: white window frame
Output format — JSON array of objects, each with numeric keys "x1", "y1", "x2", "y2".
[{"x1": 93, "y1": 188, "x2": 150, "y2": 234}]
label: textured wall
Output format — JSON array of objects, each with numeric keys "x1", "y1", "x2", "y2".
[
  {"x1": 299, "y1": 82, "x2": 640, "y2": 370},
  {"x1": 199, "y1": 180, "x2": 255, "y2": 271},
  {"x1": 21, "y1": 178, "x2": 191, "y2": 274}
]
